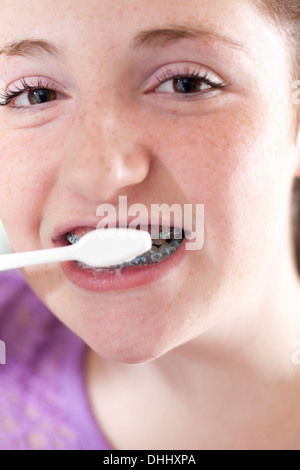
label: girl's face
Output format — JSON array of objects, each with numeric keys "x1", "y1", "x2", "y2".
[{"x1": 0, "y1": 0, "x2": 298, "y2": 363}]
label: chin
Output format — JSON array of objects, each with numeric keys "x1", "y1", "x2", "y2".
[{"x1": 88, "y1": 336, "x2": 177, "y2": 365}]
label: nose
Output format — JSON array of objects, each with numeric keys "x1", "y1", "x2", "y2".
[{"x1": 59, "y1": 110, "x2": 151, "y2": 203}]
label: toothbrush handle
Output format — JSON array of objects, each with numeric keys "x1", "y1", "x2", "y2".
[{"x1": 0, "y1": 245, "x2": 74, "y2": 272}]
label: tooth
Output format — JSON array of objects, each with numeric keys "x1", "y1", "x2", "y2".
[
  {"x1": 150, "y1": 245, "x2": 159, "y2": 252},
  {"x1": 161, "y1": 245, "x2": 174, "y2": 256},
  {"x1": 173, "y1": 227, "x2": 183, "y2": 239},
  {"x1": 160, "y1": 227, "x2": 171, "y2": 239},
  {"x1": 159, "y1": 242, "x2": 170, "y2": 254},
  {"x1": 153, "y1": 252, "x2": 163, "y2": 261},
  {"x1": 67, "y1": 232, "x2": 80, "y2": 244},
  {"x1": 152, "y1": 238, "x2": 166, "y2": 246}
]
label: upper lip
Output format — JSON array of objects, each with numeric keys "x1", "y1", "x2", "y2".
[{"x1": 52, "y1": 216, "x2": 185, "y2": 242}]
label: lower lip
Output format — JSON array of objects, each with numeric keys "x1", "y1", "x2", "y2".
[{"x1": 61, "y1": 239, "x2": 187, "y2": 292}]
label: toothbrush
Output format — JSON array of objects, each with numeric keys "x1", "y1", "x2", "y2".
[{"x1": 0, "y1": 228, "x2": 152, "y2": 272}]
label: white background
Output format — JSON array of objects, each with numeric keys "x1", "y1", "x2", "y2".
[{"x1": 0, "y1": 220, "x2": 11, "y2": 254}]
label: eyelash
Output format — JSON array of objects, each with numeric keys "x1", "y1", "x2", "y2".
[
  {"x1": 155, "y1": 69, "x2": 228, "y2": 93},
  {"x1": 0, "y1": 77, "x2": 59, "y2": 106},
  {"x1": 0, "y1": 68, "x2": 228, "y2": 108}
]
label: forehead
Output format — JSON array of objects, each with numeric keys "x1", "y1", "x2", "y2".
[
  {"x1": 0, "y1": 0, "x2": 273, "y2": 48},
  {"x1": 0, "y1": 0, "x2": 290, "y2": 93},
  {"x1": 0, "y1": 0, "x2": 283, "y2": 73}
]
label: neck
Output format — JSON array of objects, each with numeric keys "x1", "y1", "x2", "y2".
[{"x1": 85, "y1": 225, "x2": 300, "y2": 449}]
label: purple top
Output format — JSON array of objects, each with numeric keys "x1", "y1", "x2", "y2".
[{"x1": 0, "y1": 271, "x2": 112, "y2": 450}]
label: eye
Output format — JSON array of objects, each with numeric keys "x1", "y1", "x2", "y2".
[
  {"x1": 151, "y1": 64, "x2": 228, "y2": 97},
  {"x1": 157, "y1": 75, "x2": 214, "y2": 94},
  {"x1": 0, "y1": 77, "x2": 65, "y2": 109},
  {"x1": 14, "y1": 88, "x2": 57, "y2": 107}
]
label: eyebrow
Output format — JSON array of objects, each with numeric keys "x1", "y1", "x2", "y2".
[
  {"x1": 0, "y1": 25, "x2": 248, "y2": 60},
  {"x1": 131, "y1": 24, "x2": 248, "y2": 54},
  {"x1": 0, "y1": 39, "x2": 65, "y2": 59}
]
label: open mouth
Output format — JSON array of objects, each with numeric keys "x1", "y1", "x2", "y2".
[{"x1": 65, "y1": 225, "x2": 185, "y2": 270}]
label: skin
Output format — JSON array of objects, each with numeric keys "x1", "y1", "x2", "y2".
[{"x1": 0, "y1": 0, "x2": 300, "y2": 450}]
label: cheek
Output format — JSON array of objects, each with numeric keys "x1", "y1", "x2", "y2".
[
  {"x1": 0, "y1": 128, "x2": 61, "y2": 251},
  {"x1": 150, "y1": 104, "x2": 292, "y2": 263}
]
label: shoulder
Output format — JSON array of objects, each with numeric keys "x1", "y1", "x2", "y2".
[
  {"x1": 0, "y1": 270, "x2": 47, "y2": 318},
  {"x1": 0, "y1": 270, "x2": 31, "y2": 310},
  {"x1": 0, "y1": 271, "x2": 79, "y2": 449},
  {"x1": 0, "y1": 270, "x2": 64, "y2": 363},
  {"x1": 0, "y1": 271, "x2": 111, "y2": 450}
]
